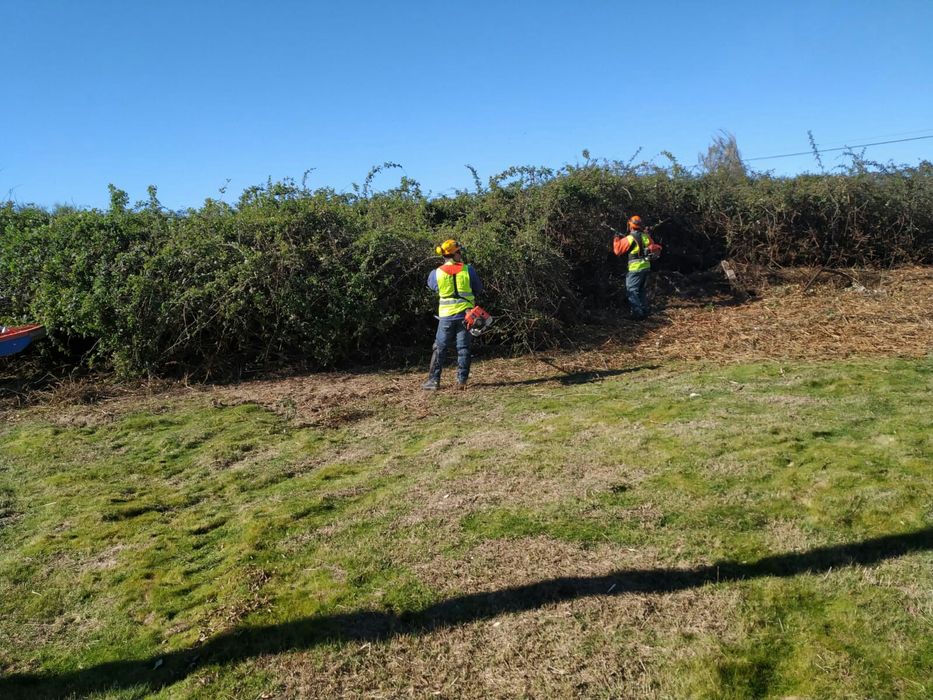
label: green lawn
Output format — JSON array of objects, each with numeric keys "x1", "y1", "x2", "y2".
[{"x1": 1, "y1": 357, "x2": 931, "y2": 699}]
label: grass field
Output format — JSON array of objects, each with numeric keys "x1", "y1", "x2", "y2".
[{"x1": 1, "y1": 355, "x2": 931, "y2": 699}]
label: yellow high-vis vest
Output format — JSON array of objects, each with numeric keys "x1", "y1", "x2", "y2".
[
  {"x1": 436, "y1": 263, "x2": 474, "y2": 317},
  {"x1": 626, "y1": 233, "x2": 652, "y2": 272}
]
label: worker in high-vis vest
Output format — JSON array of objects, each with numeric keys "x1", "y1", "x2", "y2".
[
  {"x1": 423, "y1": 239, "x2": 484, "y2": 390},
  {"x1": 613, "y1": 215, "x2": 662, "y2": 319}
]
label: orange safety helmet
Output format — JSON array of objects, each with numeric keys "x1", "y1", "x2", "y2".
[
  {"x1": 435, "y1": 239, "x2": 462, "y2": 257},
  {"x1": 627, "y1": 215, "x2": 643, "y2": 232}
]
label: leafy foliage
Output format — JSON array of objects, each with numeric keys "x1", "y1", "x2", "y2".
[{"x1": 2, "y1": 156, "x2": 931, "y2": 376}]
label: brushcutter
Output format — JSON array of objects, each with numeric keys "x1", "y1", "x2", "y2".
[
  {"x1": 464, "y1": 305, "x2": 493, "y2": 336},
  {"x1": 605, "y1": 221, "x2": 665, "y2": 261}
]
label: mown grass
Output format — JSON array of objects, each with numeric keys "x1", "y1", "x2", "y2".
[{"x1": 0, "y1": 357, "x2": 931, "y2": 699}]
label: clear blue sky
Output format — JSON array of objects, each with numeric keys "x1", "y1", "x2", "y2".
[{"x1": 3, "y1": 0, "x2": 932, "y2": 210}]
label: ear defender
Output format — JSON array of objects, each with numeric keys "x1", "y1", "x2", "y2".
[{"x1": 435, "y1": 246, "x2": 443, "y2": 255}]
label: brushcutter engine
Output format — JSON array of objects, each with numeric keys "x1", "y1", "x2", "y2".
[{"x1": 465, "y1": 306, "x2": 493, "y2": 336}]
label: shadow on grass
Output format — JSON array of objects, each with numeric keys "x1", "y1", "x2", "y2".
[
  {"x1": 478, "y1": 363, "x2": 661, "y2": 388},
  {"x1": 3, "y1": 527, "x2": 931, "y2": 698}
]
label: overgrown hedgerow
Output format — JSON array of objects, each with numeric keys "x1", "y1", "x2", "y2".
[{"x1": 1, "y1": 156, "x2": 931, "y2": 376}]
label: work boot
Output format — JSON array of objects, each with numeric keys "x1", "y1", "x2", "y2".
[{"x1": 422, "y1": 378, "x2": 440, "y2": 391}]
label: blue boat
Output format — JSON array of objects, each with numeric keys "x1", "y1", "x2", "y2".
[{"x1": 0, "y1": 325, "x2": 46, "y2": 358}]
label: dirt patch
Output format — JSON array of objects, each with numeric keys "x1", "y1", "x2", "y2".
[
  {"x1": 197, "y1": 566, "x2": 274, "y2": 642},
  {"x1": 78, "y1": 543, "x2": 129, "y2": 572},
  {"x1": 765, "y1": 519, "x2": 812, "y2": 553},
  {"x1": 209, "y1": 372, "x2": 418, "y2": 430},
  {"x1": 399, "y1": 459, "x2": 645, "y2": 529},
  {"x1": 744, "y1": 393, "x2": 826, "y2": 408},
  {"x1": 416, "y1": 536, "x2": 662, "y2": 595}
]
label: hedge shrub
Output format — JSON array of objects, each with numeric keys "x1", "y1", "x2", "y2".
[{"x1": 2, "y1": 157, "x2": 931, "y2": 376}]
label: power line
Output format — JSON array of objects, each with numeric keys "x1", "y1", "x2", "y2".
[
  {"x1": 845, "y1": 127, "x2": 933, "y2": 140},
  {"x1": 745, "y1": 134, "x2": 933, "y2": 162}
]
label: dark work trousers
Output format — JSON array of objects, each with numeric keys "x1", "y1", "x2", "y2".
[
  {"x1": 626, "y1": 268, "x2": 650, "y2": 318},
  {"x1": 428, "y1": 317, "x2": 472, "y2": 384}
]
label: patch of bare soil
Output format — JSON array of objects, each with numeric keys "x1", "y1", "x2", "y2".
[
  {"x1": 398, "y1": 458, "x2": 647, "y2": 530},
  {"x1": 416, "y1": 536, "x2": 664, "y2": 595},
  {"x1": 0, "y1": 375, "x2": 189, "y2": 426}
]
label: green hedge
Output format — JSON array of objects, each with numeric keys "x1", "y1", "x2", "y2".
[{"x1": 2, "y1": 159, "x2": 931, "y2": 376}]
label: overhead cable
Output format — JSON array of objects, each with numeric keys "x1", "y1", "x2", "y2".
[{"x1": 745, "y1": 134, "x2": 933, "y2": 162}]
